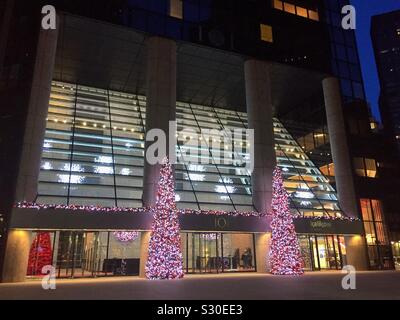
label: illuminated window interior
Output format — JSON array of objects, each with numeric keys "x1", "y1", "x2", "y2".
[
  {"x1": 273, "y1": 0, "x2": 320, "y2": 22},
  {"x1": 40, "y1": 82, "x2": 344, "y2": 219},
  {"x1": 319, "y1": 163, "x2": 335, "y2": 177},
  {"x1": 260, "y1": 24, "x2": 274, "y2": 43},
  {"x1": 354, "y1": 157, "x2": 378, "y2": 178},
  {"x1": 169, "y1": 0, "x2": 183, "y2": 19},
  {"x1": 360, "y1": 199, "x2": 388, "y2": 245}
]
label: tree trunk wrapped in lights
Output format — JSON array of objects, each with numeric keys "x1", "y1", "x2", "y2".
[
  {"x1": 269, "y1": 167, "x2": 304, "y2": 275},
  {"x1": 145, "y1": 158, "x2": 184, "y2": 280}
]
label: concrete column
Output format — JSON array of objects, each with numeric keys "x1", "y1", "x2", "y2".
[
  {"x1": 2, "y1": 230, "x2": 32, "y2": 283},
  {"x1": 344, "y1": 235, "x2": 368, "y2": 271},
  {"x1": 322, "y1": 77, "x2": 359, "y2": 218},
  {"x1": 143, "y1": 36, "x2": 177, "y2": 207},
  {"x1": 139, "y1": 231, "x2": 151, "y2": 278},
  {"x1": 15, "y1": 16, "x2": 60, "y2": 202},
  {"x1": 2, "y1": 19, "x2": 60, "y2": 283},
  {"x1": 245, "y1": 60, "x2": 276, "y2": 214},
  {"x1": 255, "y1": 233, "x2": 270, "y2": 273}
]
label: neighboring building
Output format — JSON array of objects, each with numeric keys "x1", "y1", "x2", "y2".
[
  {"x1": 0, "y1": 0, "x2": 396, "y2": 282},
  {"x1": 371, "y1": 10, "x2": 400, "y2": 155}
]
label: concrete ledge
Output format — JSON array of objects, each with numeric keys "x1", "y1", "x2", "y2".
[{"x1": 9, "y1": 208, "x2": 363, "y2": 235}]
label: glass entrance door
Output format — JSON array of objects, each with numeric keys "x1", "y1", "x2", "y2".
[
  {"x1": 182, "y1": 232, "x2": 256, "y2": 274},
  {"x1": 310, "y1": 235, "x2": 343, "y2": 270}
]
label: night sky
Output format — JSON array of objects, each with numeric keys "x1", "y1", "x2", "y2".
[{"x1": 350, "y1": 0, "x2": 400, "y2": 121}]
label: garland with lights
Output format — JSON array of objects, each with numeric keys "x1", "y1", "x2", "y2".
[
  {"x1": 145, "y1": 158, "x2": 184, "y2": 280},
  {"x1": 14, "y1": 202, "x2": 359, "y2": 221},
  {"x1": 269, "y1": 167, "x2": 304, "y2": 276}
]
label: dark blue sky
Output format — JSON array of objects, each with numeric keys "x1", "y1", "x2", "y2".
[{"x1": 350, "y1": 0, "x2": 400, "y2": 121}]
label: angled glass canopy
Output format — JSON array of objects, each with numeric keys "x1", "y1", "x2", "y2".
[{"x1": 39, "y1": 81, "x2": 344, "y2": 218}]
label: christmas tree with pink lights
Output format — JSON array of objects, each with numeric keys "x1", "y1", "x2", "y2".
[
  {"x1": 145, "y1": 158, "x2": 184, "y2": 280},
  {"x1": 269, "y1": 167, "x2": 304, "y2": 275}
]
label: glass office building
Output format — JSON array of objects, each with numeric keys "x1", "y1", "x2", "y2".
[
  {"x1": 1, "y1": 0, "x2": 395, "y2": 282},
  {"x1": 22, "y1": 81, "x2": 350, "y2": 278}
]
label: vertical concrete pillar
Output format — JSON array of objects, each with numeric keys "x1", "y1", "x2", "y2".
[
  {"x1": 139, "y1": 231, "x2": 151, "y2": 278},
  {"x1": 1, "y1": 231, "x2": 32, "y2": 283},
  {"x1": 143, "y1": 36, "x2": 177, "y2": 207},
  {"x1": 322, "y1": 77, "x2": 359, "y2": 218},
  {"x1": 344, "y1": 235, "x2": 368, "y2": 271},
  {"x1": 2, "y1": 18, "x2": 60, "y2": 283},
  {"x1": 245, "y1": 60, "x2": 276, "y2": 214},
  {"x1": 15, "y1": 17, "x2": 60, "y2": 202},
  {"x1": 255, "y1": 233, "x2": 270, "y2": 273}
]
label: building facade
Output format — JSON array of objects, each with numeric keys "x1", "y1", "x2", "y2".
[
  {"x1": 371, "y1": 10, "x2": 400, "y2": 156},
  {"x1": 371, "y1": 10, "x2": 400, "y2": 269},
  {"x1": 0, "y1": 0, "x2": 395, "y2": 282}
]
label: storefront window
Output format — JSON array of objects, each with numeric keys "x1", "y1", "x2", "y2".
[
  {"x1": 26, "y1": 231, "x2": 141, "y2": 278},
  {"x1": 360, "y1": 199, "x2": 393, "y2": 269}
]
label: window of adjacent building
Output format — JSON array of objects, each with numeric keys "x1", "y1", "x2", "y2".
[
  {"x1": 360, "y1": 199, "x2": 388, "y2": 246},
  {"x1": 273, "y1": 0, "x2": 283, "y2": 10},
  {"x1": 308, "y1": 10, "x2": 319, "y2": 21},
  {"x1": 169, "y1": 0, "x2": 183, "y2": 19},
  {"x1": 296, "y1": 6, "x2": 308, "y2": 18},
  {"x1": 353, "y1": 157, "x2": 378, "y2": 178},
  {"x1": 260, "y1": 24, "x2": 273, "y2": 43},
  {"x1": 283, "y1": 2, "x2": 296, "y2": 15},
  {"x1": 272, "y1": 0, "x2": 319, "y2": 22}
]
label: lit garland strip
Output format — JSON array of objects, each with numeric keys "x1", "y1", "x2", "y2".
[
  {"x1": 15, "y1": 202, "x2": 150, "y2": 214},
  {"x1": 14, "y1": 202, "x2": 359, "y2": 221},
  {"x1": 178, "y1": 208, "x2": 264, "y2": 218}
]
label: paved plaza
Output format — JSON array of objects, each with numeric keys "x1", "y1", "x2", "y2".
[{"x1": 0, "y1": 271, "x2": 399, "y2": 300}]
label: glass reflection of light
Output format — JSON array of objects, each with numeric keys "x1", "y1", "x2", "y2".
[
  {"x1": 41, "y1": 162, "x2": 53, "y2": 170},
  {"x1": 95, "y1": 156, "x2": 113, "y2": 164},
  {"x1": 62, "y1": 163, "x2": 84, "y2": 172},
  {"x1": 43, "y1": 141, "x2": 52, "y2": 149},
  {"x1": 57, "y1": 174, "x2": 85, "y2": 184},
  {"x1": 215, "y1": 177, "x2": 236, "y2": 194},
  {"x1": 120, "y1": 168, "x2": 131, "y2": 176},
  {"x1": 94, "y1": 166, "x2": 114, "y2": 174},
  {"x1": 295, "y1": 191, "x2": 315, "y2": 199}
]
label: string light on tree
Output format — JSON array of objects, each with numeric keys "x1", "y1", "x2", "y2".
[
  {"x1": 269, "y1": 167, "x2": 304, "y2": 276},
  {"x1": 145, "y1": 158, "x2": 184, "y2": 280}
]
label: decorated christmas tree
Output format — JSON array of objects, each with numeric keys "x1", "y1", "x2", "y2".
[
  {"x1": 145, "y1": 158, "x2": 184, "y2": 280},
  {"x1": 269, "y1": 167, "x2": 304, "y2": 275},
  {"x1": 27, "y1": 232, "x2": 53, "y2": 276}
]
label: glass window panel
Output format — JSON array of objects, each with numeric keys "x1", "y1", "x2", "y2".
[
  {"x1": 284, "y1": 2, "x2": 296, "y2": 14},
  {"x1": 273, "y1": 0, "x2": 283, "y2": 10},
  {"x1": 296, "y1": 6, "x2": 308, "y2": 18}
]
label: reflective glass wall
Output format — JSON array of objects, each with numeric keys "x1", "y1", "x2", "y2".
[
  {"x1": 39, "y1": 82, "x2": 343, "y2": 218},
  {"x1": 38, "y1": 81, "x2": 146, "y2": 207}
]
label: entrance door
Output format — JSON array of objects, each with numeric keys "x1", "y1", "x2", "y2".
[
  {"x1": 182, "y1": 232, "x2": 256, "y2": 274},
  {"x1": 310, "y1": 235, "x2": 342, "y2": 270}
]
